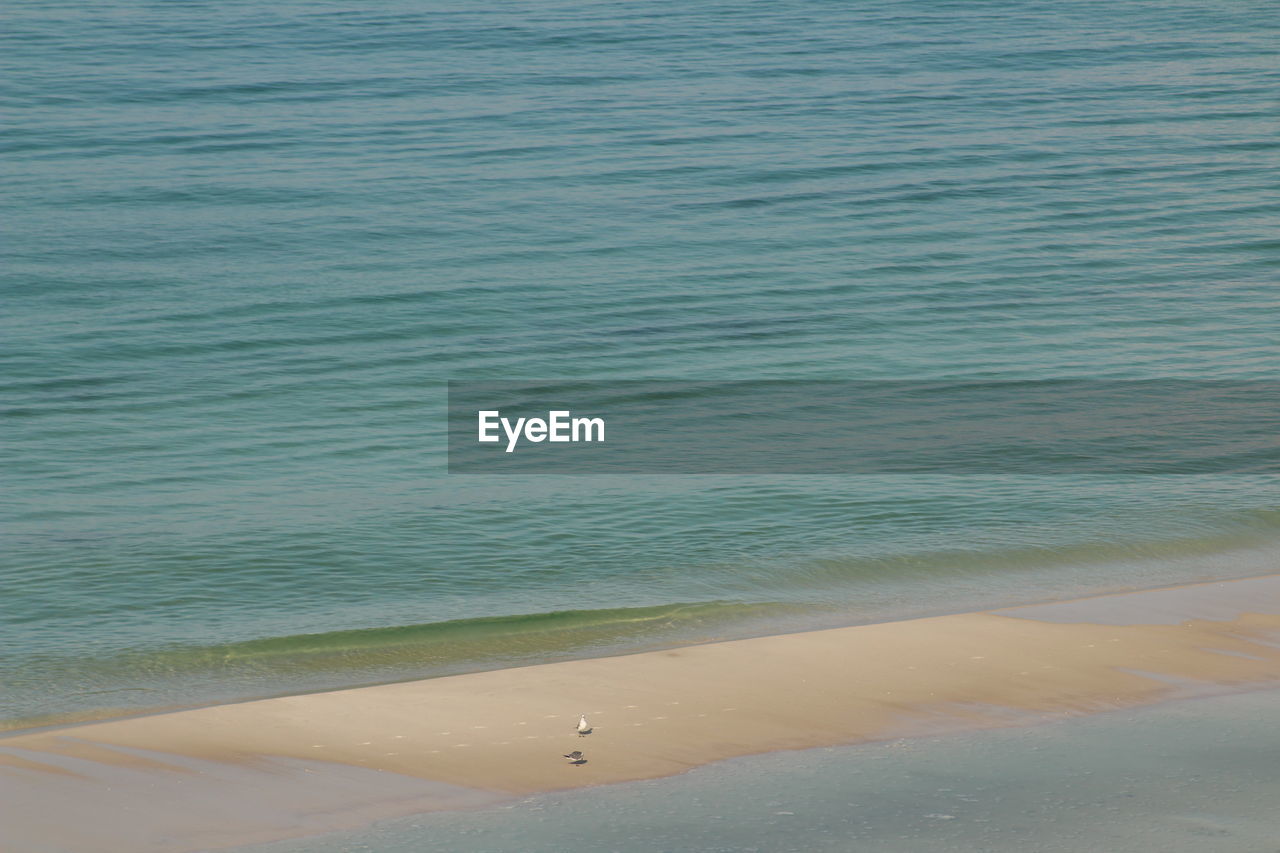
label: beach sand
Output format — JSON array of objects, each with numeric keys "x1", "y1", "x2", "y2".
[{"x1": 6, "y1": 574, "x2": 1280, "y2": 852}]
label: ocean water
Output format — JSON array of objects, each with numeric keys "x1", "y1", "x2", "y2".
[{"x1": 3, "y1": 0, "x2": 1279, "y2": 727}]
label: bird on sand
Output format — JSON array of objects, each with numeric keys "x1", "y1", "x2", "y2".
[
  {"x1": 563, "y1": 751, "x2": 586, "y2": 765},
  {"x1": 576, "y1": 714, "x2": 593, "y2": 736}
]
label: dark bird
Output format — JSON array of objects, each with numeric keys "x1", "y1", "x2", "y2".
[{"x1": 563, "y1": 751, "x2": 586, "y2": 765}]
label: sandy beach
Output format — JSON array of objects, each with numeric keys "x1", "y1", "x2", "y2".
[{"x1": 6, "y1": 573, "x2": 1280, "y2": 852}]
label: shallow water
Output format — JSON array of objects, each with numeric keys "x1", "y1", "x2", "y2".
[
  {"x1": 245, "y1": 687, "x2": 1280, "y2": 853},
  {"x1": 4, "y1": 0, "x2": 1279, "y2": 724}
]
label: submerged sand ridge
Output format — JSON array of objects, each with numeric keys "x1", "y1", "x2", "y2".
[{"x1": 6, "y1": 575, "x2": 1280, "y2": 852}]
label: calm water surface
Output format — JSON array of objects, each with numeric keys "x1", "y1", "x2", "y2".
[{"x1": 3, "y1": 0, "x2": 1278, "y2": 725}]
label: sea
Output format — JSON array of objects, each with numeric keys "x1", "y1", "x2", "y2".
[{"x1": 3, "y1": 0, "x2": 1278, "y2": 734}]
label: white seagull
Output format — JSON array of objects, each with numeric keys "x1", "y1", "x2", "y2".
[{"x1": 576, "y1": 714, "x2": 593, "y2": 736}]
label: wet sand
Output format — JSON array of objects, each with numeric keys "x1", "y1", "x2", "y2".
[{"x1": 5, "y1": 574, "x2": 1280, "y2": 852}]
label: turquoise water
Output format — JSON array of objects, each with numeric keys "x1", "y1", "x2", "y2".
[{"x1": 3, "y1": 0, "x2": 1279, "y2": 726}]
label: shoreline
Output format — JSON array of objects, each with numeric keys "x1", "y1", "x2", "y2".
[
  {"x1": 6, "y1": 573, "x2": 1280, "y2": 852},
  {"x1": 10, "y1": 561, "x2": 1277, "y2": 740}
]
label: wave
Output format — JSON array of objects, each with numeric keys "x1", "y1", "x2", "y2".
[
  {"x1": 165, "y1": 600, "x2": 791, "y2": 669},
  {"x1": 1, "y1": 601, "x2": 799, "y2": 732}
]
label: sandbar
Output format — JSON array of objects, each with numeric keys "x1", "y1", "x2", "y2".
[{"x1": 6, "y1": 574, "x2": 1280, "y2": 852}]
